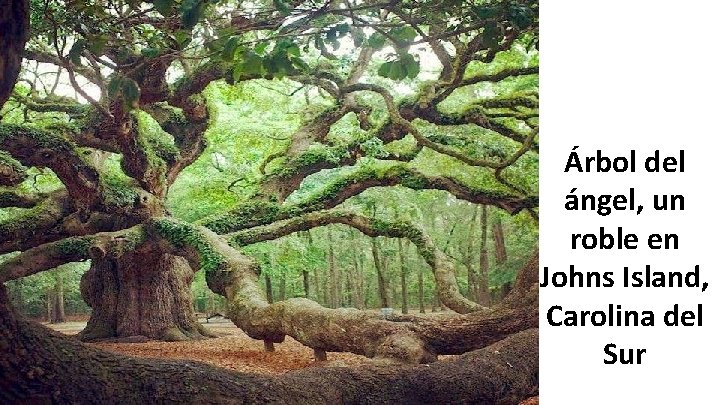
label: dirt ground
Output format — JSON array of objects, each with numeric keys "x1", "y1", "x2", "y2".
[
  {"x1": 44, "y1": 318, "x2": 538, "y2": 403},
  {"x1": 45, "y1": 318, "x2": 375, "y2": 375}
]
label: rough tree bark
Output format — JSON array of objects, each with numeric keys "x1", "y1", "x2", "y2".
[
  {"x1": 0, "y1": 0, "x2": 29, "y2": 108},
  {"x1": 49, "y1": 272, "x2": 65, "y2": 324},
  {"x1": 79, "y1": 251, "x2": 210, "y2": 341}
]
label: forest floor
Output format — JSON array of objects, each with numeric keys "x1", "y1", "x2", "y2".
[
  {"x1": 44, "y1": 318, "x2": 539, "y2": 403},
  {"x1": 46, "y1": 318, "x2": 378, "y2": 374}
]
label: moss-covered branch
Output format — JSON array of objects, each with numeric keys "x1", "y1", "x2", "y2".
[
  {"x1": 201, "y1": 162, "x2": 537, "y2": 238},
  {"x1": 13, "y1": 93, "x2": 90, "y2": 115},
  {"x1": 0, "y1": 189, "x2": 44, "y2": 208},
  {"x1": 0, "y1": 124, "x2": 101, "y2": 207},
  {"x1": 147, "y1": 218, "x2": 538, "y2": 363},
  {"x1": 0, "y1": 191, "x2": 72, "y2": 254},
  {"x1": 296, "y1": 163, "x2": 538, "y2": 214},
  {"x1": 0, "y1": 151, "x2": 27, "y2": 186},
  {"x1": 0, "y1": 225, "x2": 145, "y2": 283}
]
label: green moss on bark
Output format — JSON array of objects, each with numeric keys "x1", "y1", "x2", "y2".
[{"x1": 151, "y1": 218, "x2": 227, "y2": 276}]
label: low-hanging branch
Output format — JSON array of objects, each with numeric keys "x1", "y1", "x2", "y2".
[
  {"x1": 145, "y1": 218, "x2": 538, "y2": 364},
  {"x1": 0, "y1": 225, "x2": 146, "y2": 283}
]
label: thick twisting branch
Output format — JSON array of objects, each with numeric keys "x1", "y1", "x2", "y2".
[
  {"x1": 0, "y1": 124, "x2": 101, "y2": 207},
  {"x1": 0, "y1": 225, "x2": 145, "y2": 283},
  {"x1": 147, "y1": 218, "x2": 538, "y2": 364}
]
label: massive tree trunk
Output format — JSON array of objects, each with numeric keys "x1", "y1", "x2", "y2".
[{"x1": 79, "y1": 248, "x2": 209, "y2": 341}]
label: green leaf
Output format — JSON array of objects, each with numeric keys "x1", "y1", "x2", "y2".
[
  {"x1": 273, "y1": 0, "x2": 290, "y2": 14},
  {"x1": 108, "y1": 76, "x2": 123, "y2": 98},
  {"x1": 141, "y1": 47, "x2": 161, "y2": 58},
  {"x1": 174, "y1": 30, "x2": 192, "y2": 48},
  {"x1": 237, "y1": 51, "x2": 264, "y2": 77},
  {"x1": 290, "y1": 56, "x2": 309, "y2": 72},
  {"x1": 404, "y1": 58, "x2": 420, "y2": 79},
  {"x1": 472, "y1": 5, "x2": 498, "y2": 19},
  {"x1": 368, "y1": 32, "x2": 385, "y2": 49},
  {"x1": 388, "y1": 62, "x2": 406, "y2": 80},
  {"x1": 509, "y1": 4, "x2": 535, "y2": 29},
  {"x1": 87, "y1": 35, "x2": 107, "y2": 55},
  {"x1": 286, "y1": 43, "x2": 300, "y2": 57},
  {"x1": 181, "y1": 0, "x2": 203, "y2": 29},
  {"x1": 222, "y1": 36, "x2": 240, "y2": 61},
  {"x1": 351, "y1": 30, "x2": 366, "y2": 47},
  {"x1": 378, "y1": 61, "x2": 392, "y2": 78},
  {"x1": 254, "y1": 42, "x2": 269, "y2": 54},
  {"x1": 68, "y1": 40, "x2": 86, "y2": 65},
  {"x1": 336, "y1": 23, "x2": 350, "y2": 36},
  {"x1": 153, "y1": 0, "x2": 174, "y2": 16},
  {"x1": 391, "y1": 26, "x2": 417, "y2": 43}
]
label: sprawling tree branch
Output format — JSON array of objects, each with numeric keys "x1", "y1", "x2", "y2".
[
  {"x1": 0, "y1": 189, "x2": 44, "y2": 208},
  {"x1": 0, "y1": 151, "x2": 27, "y2": 186},
  {"x1": 146, "y1": 219, "x2": 538, "y2": 363},
  {"x1": 0, "y1": 124, "x2": 101, "y2": 207},
  {"x1": 0, "y1": 225, "x2": 145, "y2": 283},
  {"x1": 0, "y1": 191, "x2": 71, "y2": 254}
]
